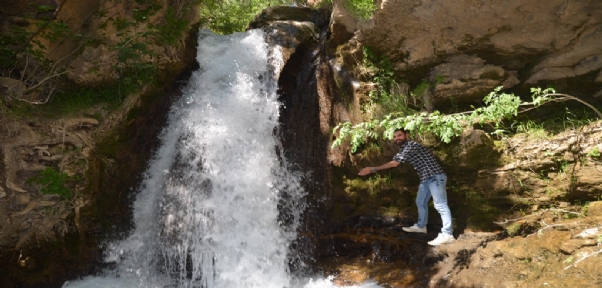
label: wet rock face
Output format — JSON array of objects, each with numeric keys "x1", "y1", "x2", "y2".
[
  {"x1": 352, "y1": 0, "x2": 602, "y2": 105},
  {"x1": 251, "y1": 5, "x2": 336, "y2": 265}
]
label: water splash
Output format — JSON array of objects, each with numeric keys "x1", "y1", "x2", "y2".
[{"x1": 64, "y1": 29, "x2": 380, "y2": 288}]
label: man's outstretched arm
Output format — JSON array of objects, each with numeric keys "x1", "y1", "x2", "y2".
[{"x1": 358, "y1": 161, "x2": 400, "y2": 176}]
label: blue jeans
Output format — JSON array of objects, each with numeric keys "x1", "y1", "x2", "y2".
[{"x1": 416, "y1": 174, "x2": 452, "y2": 235}]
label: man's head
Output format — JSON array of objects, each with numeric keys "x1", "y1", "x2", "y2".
[{"x1": 393, "y1": 128, "x2": 409, "y2": 145}]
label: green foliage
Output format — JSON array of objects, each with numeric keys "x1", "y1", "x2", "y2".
[
  {"x1": 344, "y1": 0, "x2": 377, "y2": 20},
  {"x1": 332, "y1": 120, "x2": 379, "y2": 153},
  {"x1": 153, "y1": 7, "x2": 190, "y2": 45},
  {"x1": 511, "y1": 120, "x2": 547, "y2": 139},
  {"x1": 1, "y1": 0, "x2": 202, "y2": 113},
  {"x1": 494, "y1": 105, "x2": 598, "y2": 141},
  {"x1": 0, "y1": 27, "x2": 30, "y2": 74},
  {"x1": 411, "y1": 81, "x2": 430, "y2": 98},
  {"x1": 580, "y1": 202, "x2": 589, "y2": 216},
  {"x1": 588, "y1": 147, "x2": 600, "y2": 158},
  {"x1": 45, "y1": 81, "x2": 137, "y2": 116},
  {"x1": 27, "y1": 168, "x2": 73, "y2": 199},
  {"x1": 344, "y1": 173, "x2": 393, "y2": 196},
  {"x1": 361, "y1": 46, "x2": 412, "y2": 118},
  {"x1": 6, "y1": 86, "x2": 121, "y2": 119},
  {"x1": 505, "y1": 222, "x2": 522, "y2": 236},
  {"x1": 200, "y1": 0, "x2": 298, "y2": 34},
  {"x1": 332, "y1": 86, "x2": 572, "y2": 153},
  {"x1": 36, "y1": 5, "x2": 57, "y2": 12},
  {"x1": 315, "y1": 0, "x2": 334, "y2": 9},
  {"x1": 42, "y1": 21, "x2": 75, "y2": 42}
]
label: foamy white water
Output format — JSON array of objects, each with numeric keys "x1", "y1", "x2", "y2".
[{"x1": 64, "y1": 29, "x2": 381, "y2": 288}]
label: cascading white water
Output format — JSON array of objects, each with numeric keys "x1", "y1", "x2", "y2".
[{"x1": 64, "y1": 29, "x2": 381, "y2": 288}]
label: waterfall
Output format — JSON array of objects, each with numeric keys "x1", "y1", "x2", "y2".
[{"x1": 64, "y1": 29, "x2": 380, "y2": 288}]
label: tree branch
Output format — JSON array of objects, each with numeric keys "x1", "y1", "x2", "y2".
[{"x1": 564, "y1": 248, "x2": 602, "y2": 270}]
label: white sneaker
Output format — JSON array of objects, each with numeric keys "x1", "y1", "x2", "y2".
[
  {"x1": 428, "y1": 233, "x2": 455, "y2": 246},
  {"x1": 402, "y1": 224, "x2": 427, "y2": 233}
]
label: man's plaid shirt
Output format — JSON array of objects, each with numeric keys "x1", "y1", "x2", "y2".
[{"x1": 393, "y1": 140, "x2": 445, "y2": 182}]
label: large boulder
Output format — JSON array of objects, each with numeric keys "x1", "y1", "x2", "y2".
[
  {"x1": 356, "y1": 0, "x2": 602, "y2": 105},
  {"x1": 429, "y1": 54, "x2": 519, "y2": 104}
]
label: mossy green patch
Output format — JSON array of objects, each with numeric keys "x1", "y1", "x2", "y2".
[{"x1": 330, "y1": 164, "x2": 416, "y2": 223}]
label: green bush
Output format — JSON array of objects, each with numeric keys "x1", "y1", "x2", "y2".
[
  {"x1": 361, "y1": 46, "x2": 413, "y2": 119},
  {"x1": 199, "y1": 0, "x2": 303, "y2": 34},
  {"x1": 27, "y1": 167, "x2": 74, "y2": 199},
  {"x1": 331, "y1": 87, "x2": 582, "y2": 153},
  {"x1": 344, "y1": 0, "x2": 377, "y2": 20}
]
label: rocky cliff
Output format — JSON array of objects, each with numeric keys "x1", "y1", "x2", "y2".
[
  {"x1": 316, "y1": 0, "x2": 602, "y2": 286},
  {"x1": 0, "y1": 0, "x2": 201, "y2": 286},
  {"x1": 1, "y1": 0, "x2": 602, "y2": 287},
  {"x1": 324, "y1": 0, "x2": 602, "y2": 217},
  {"x1": 331, "y1": 0, "x2": 602, "y2": 107}
]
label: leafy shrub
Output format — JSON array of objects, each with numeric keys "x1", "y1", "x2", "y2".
[
  {"x1": 361, "y1": 46, "x2": 412, "y2": 118},
  {"x1": 200, "y1": 0, "x2": 298, "y2": 34},
  {"x1": 27, "y1": 167, "x2": 73, "y2": 199},
  {"x1": 344, "y1": 0, "x2": 377, "y2": 20},
  {"x1": 331, "y1": 87, "x2": 599, "y2": 153}
]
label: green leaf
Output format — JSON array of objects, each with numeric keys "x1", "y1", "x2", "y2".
[{"x1": 37, "y1": 5, "x2": 56, "y2": 12}]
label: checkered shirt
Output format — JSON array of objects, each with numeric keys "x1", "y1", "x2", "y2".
[{"x1": 393, "y1": 140, "x2": 445, "y2": 182}]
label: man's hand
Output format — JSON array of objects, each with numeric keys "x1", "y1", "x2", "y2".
[
  {"x1": 358, "y1": 161, "x2": 400, "y2": 176},
  {"x1": 358, "y1": 167, "x2": 375, "y2": 176}
]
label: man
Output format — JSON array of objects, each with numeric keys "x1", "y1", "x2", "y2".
[{"x1": 358, "y1": 128, "x2": 455, "y2": 246}]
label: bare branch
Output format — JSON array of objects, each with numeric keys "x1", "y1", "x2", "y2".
[
  {"x1": 564, "y1": 249, "x2": 602, "y2": 270},
  {"x1": 526, "y1": 220, "x2": 580, "y2": 238}
]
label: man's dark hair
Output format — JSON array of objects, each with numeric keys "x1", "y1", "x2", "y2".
[{"x1": 394, "y1": 128, "x2": 408, "y2": 134}]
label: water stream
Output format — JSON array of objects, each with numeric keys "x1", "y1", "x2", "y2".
[{"x1": 64, "y1": 29, "x2": 380, "y2": 288}]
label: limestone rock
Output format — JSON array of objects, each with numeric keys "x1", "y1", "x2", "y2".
[
  {"x1": 429, "y1": 54, "x2": 519, "y2": 104},
  {"x1": 527, "y1": 27, "x2": 602, "y2": 84},
  {"x1": 249, "y1": 6, "x2": 330, "y2": 65},
  {"x1": 474, "y1": 170, "x2": 523, "y2": 197},
  {"x1": 262, "y1": 21, "x2": 319, "y2": 74},
  {"x1": 358, "y1": 0, "x2": 602, "y2": 103},
  {"x1": 454, "y1": 128, "x2": 499, "y2": 169},
  {"x1": 251, "y1": 7, "x2": 329, "y2": 77},
  {"x1": 587, "y1": 201, "x2": 602, "y2": 217},
  {"x1": 66, "y1": 46, "x2": 117, "y2": 85},
  {"x1": 0, "y1": 77, "x2": 26, "y2": 98},
  {"x1": 560, "y1": 238, "x2": 598, "y2": 254},
  {"x1": 329, "y1": 0, "x2": 359, "y2": 47},
  {"x1": 363, "y1": 0, "x2": 602, "y2": 70}
]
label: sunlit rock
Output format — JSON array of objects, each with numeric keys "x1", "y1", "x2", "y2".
[{"x1": 429, "y1": 54, "x2": 519, "y2": 105}]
